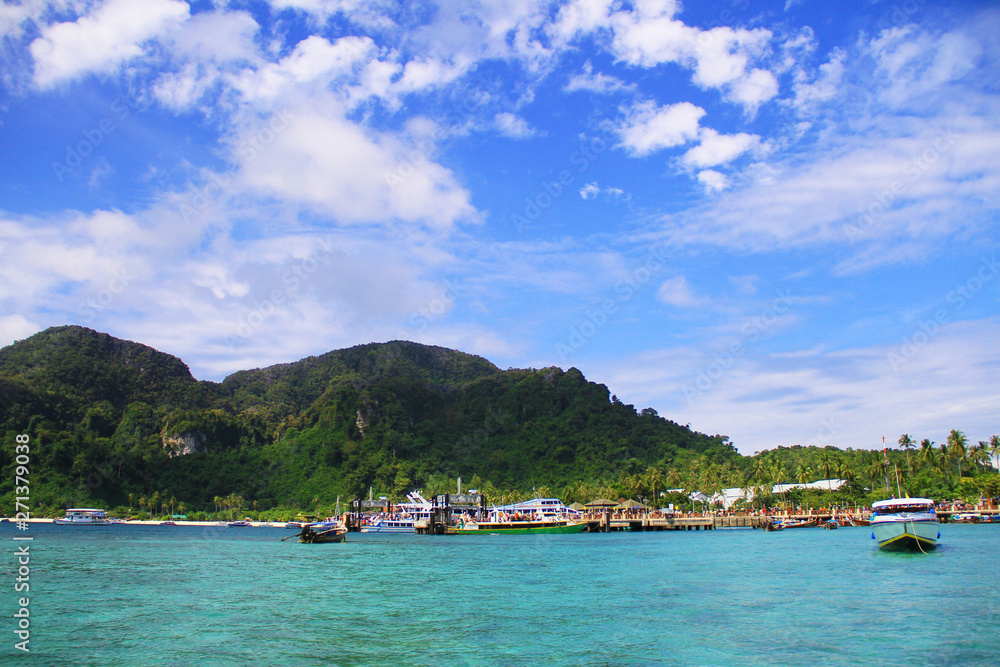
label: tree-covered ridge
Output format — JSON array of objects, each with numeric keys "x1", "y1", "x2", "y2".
[
  {"x1": 0, "y1": 326, "x2": 736, "y2": 516},
  {"x1": 0, "y1": 325, "x2": 211, "y2": 415}
]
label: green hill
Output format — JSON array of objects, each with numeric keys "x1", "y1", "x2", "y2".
[{"x1": 0, "y1": 326, "x2": 737, "y2": 515}]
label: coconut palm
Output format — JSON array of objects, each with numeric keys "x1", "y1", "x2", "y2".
[
  {"x1": 867, "y1": 456, "x2": 888, "y2": 492},
  {"x1": 646, "y1": 467, "x2": 664, "y2": 508},
  {"x1": 898, "y1": 434, "x2": 915, "y2": 473},
  {"x1": 838, "y1": 461, "x2": 855, "y2": 486},
  {"x1": 947, "y1": 429, "x2": 968, "y2": 483},
  {"x1": 990, "y1": 435, "x2": 1000, "y2": 471},
  {"x1": 970, "y1": 443, "x2": 991, "y2": 471},
  {"x1": 818, "y1": 453, "x2": 836, "y2": 492},
  {"x1": 919, "y1": 439, "x2": 936, "y2": 470}
]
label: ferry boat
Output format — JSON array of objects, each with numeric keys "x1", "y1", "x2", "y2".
[
  {"x1": 445, "y1": 498, "x2": 587, "y2": 535},
  {"x1": 360, "y1": 491, "x2": 433, "y2": 533},
  {"x1": 445, "y1": 516, "x2": 587, "y2": 534},
  {"x1": 870, "y1": 497, "x2": 940, "y2": 551},
  {"x1": 54, "y1": 508, "x2": 111, "y2": 525}
]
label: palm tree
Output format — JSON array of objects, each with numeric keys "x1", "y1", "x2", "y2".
[
  {"x1": 989, "y1": 435, "x2": 1000, "y2": 471},
  {"x1": 772, "y1": 460, "x2": 788, "y2": 510},
  {"x1": 969, "y1": 442, "x2": 990, "y2": 471},
  {"x1": 127, "y1": 493, "x2": 134, "y2": 511},
  {"x1": 818, "y1": 453, "x2": 836, "y2": 493},
  {"x1": 919, "y1": 439, "x2": 936, "y2": 470},
  {"x1": 838, "y1": 461, "x2": 855, "y2": 486},
  {"x1": 666, "y1": 468, "x2": 682, "y2": 490},
  {"x1": 138, "y1": 496, "x2": 147, "y2": 514},
  {"x1": 947, "y1": 429, "x2": 968, "y2": 483},
  {"x1": 867, "y1": 456, "x2": 888, "y2": 492},
  {"x1": 213, "y1": 496, "x2": 221, "y2": 515},
  {"x1": 151, "y1": 491, "x2": 160, "y2": 518},
  {"x1": 898, "y1": 434, "x2": 915, "y2": 473},
  {"x1": 646, "y1": 467, "x2": 664, "y2": 508}
]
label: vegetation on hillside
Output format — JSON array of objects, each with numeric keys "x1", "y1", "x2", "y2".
[{"x1": 1, "y1": 326, "x2": 741, "y2": 518}]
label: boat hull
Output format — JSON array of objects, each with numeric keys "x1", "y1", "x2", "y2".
[
  {"x1": 446, "y1": 521, "x2": 588, "y2": 535},
  {"x1": 298, "y1": 525, "x2": 347, "y2": 543},
  {"x1": 360, "y1": 524, "x2": 414, "y2": 533},
  {"x1": 871, "y1": 518, "x2": 939, "y2": 551}
]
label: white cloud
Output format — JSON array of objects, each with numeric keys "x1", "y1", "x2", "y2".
[
  {"x1": 579, "y1": 182, "x2": 625, "y2": 200},
  {"x1": 615, "y1": 100, "x2": 704, "y2": 156},
  {"x1": 696, "y1": 169, "x2": 727, "y2": 193},
  {"x1": 564, "y1": 60, "x2": 634, "y2": 94},
  {"x1": 0, "y1": 314, "x2": 39, "y2": 348},
  {"x1": 598, "y1": 0, "x2": 779, "y2": 110},
  {"x1": 233, "y1": 107, "x2": 477, "y2": 230},
  {"x1": 30, "y1": 0, "x2": 190, "y2": 88},
  {"x1": 587, "y1": 317, "x2": 1000, "y2": 455},
  {"x1": 682, "y1": 128, "x2": 759, "y2": 169},
  {"x1": 495, "y1": 112, "x2": 536, "y2": 139},
  {"x1": 656, "y1": 275, "x2": 700, "y2": 307}
]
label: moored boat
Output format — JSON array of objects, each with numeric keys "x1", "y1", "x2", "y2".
[
  {"x1": 870, "y1": 498, "x2": 939, "y2": 552},
  {"x1": 54, "y1": 508, "x2": 111, "y2": 525},
  {"x1": 360, "y1": 491, "x2": 434, "y2": 533},
  {"x1": 227, "y1": 519, "x2": 253, "y2": 527},
  {"x1": 445, "y1": 516, "x2": 587, "y2": 535},
  {"x1": 297, "y1": 519, "x2": 348, "y2": 543}
]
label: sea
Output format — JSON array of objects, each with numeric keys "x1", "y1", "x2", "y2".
[{"x1": 3, "y1": 522, "x2": 999, "y2": 666}]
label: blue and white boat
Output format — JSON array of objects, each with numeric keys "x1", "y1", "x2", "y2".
[
  {"x1": 360, "y1": 491, "x2": 433, "y2": 533},
  {"x1": 54, "y1": 508, "x2": 111, "y2": 525},
  {"x1": 870, "y1": 497, "x2": 940, "y2": 551},
  {"x1": 489, "y1": 498, "x2": 582, "y2": 521}
]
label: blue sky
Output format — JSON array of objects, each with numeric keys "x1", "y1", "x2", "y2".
[{"x1": 1, "y1": 0, "x2": 998, "y2": 454}]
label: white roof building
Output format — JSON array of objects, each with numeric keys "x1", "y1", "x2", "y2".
[{"x1": 710, "y1": 480, "x2": 848, "y2": 509}]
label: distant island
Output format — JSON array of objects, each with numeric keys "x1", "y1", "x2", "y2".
[{"x1": 1, "y1": 326, "x2": 996, "y2": 521}]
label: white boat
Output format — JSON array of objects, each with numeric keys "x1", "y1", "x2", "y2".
[
  {"x1": 360, "y1": 491, "x2": 433, "y2": 533},
  {"x1": 488, "y1": 498, "x2": 582, "y2": 522},
  {"x1": 870, "y1": 497, "x2": 940, "y2": 552},
  {"x1": 54, "y1": 508, "x2": 111, "y2": 525}
]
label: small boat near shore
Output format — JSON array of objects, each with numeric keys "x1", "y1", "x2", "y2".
[
  {"x1": 227, "y1": 519, "x2": 252, "y2": 527},
  {"x1": 296, "y1": 520, "x2": 347, "y2": 543},
  {"x1": 871, "y1": 497, "x2": 939, "y2": 552},
  {"x1": 54, "y1": 508, "x2": 111, "y2": 525}
]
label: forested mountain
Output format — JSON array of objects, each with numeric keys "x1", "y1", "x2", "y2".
[{"x1": 0, "y1": 326, "x2": 737, "y2": 514}]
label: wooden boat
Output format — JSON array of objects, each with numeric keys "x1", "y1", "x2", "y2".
[
  {"x1": 297, "y1": 520, "x2": 347, "y2": 543},
  {"x1": 764, "y1": 520, "x2": 783, "y2": 532},
  {"x1": 781, "y1": 518, "x2": 819, "y2": 529},
  {"x1": 823, "y1": 519, "x2": 839, "y2": 530}
]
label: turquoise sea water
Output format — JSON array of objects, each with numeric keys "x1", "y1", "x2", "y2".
[{"x1": 3, "y1": 523, "x2": 999, "y2": 666}]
